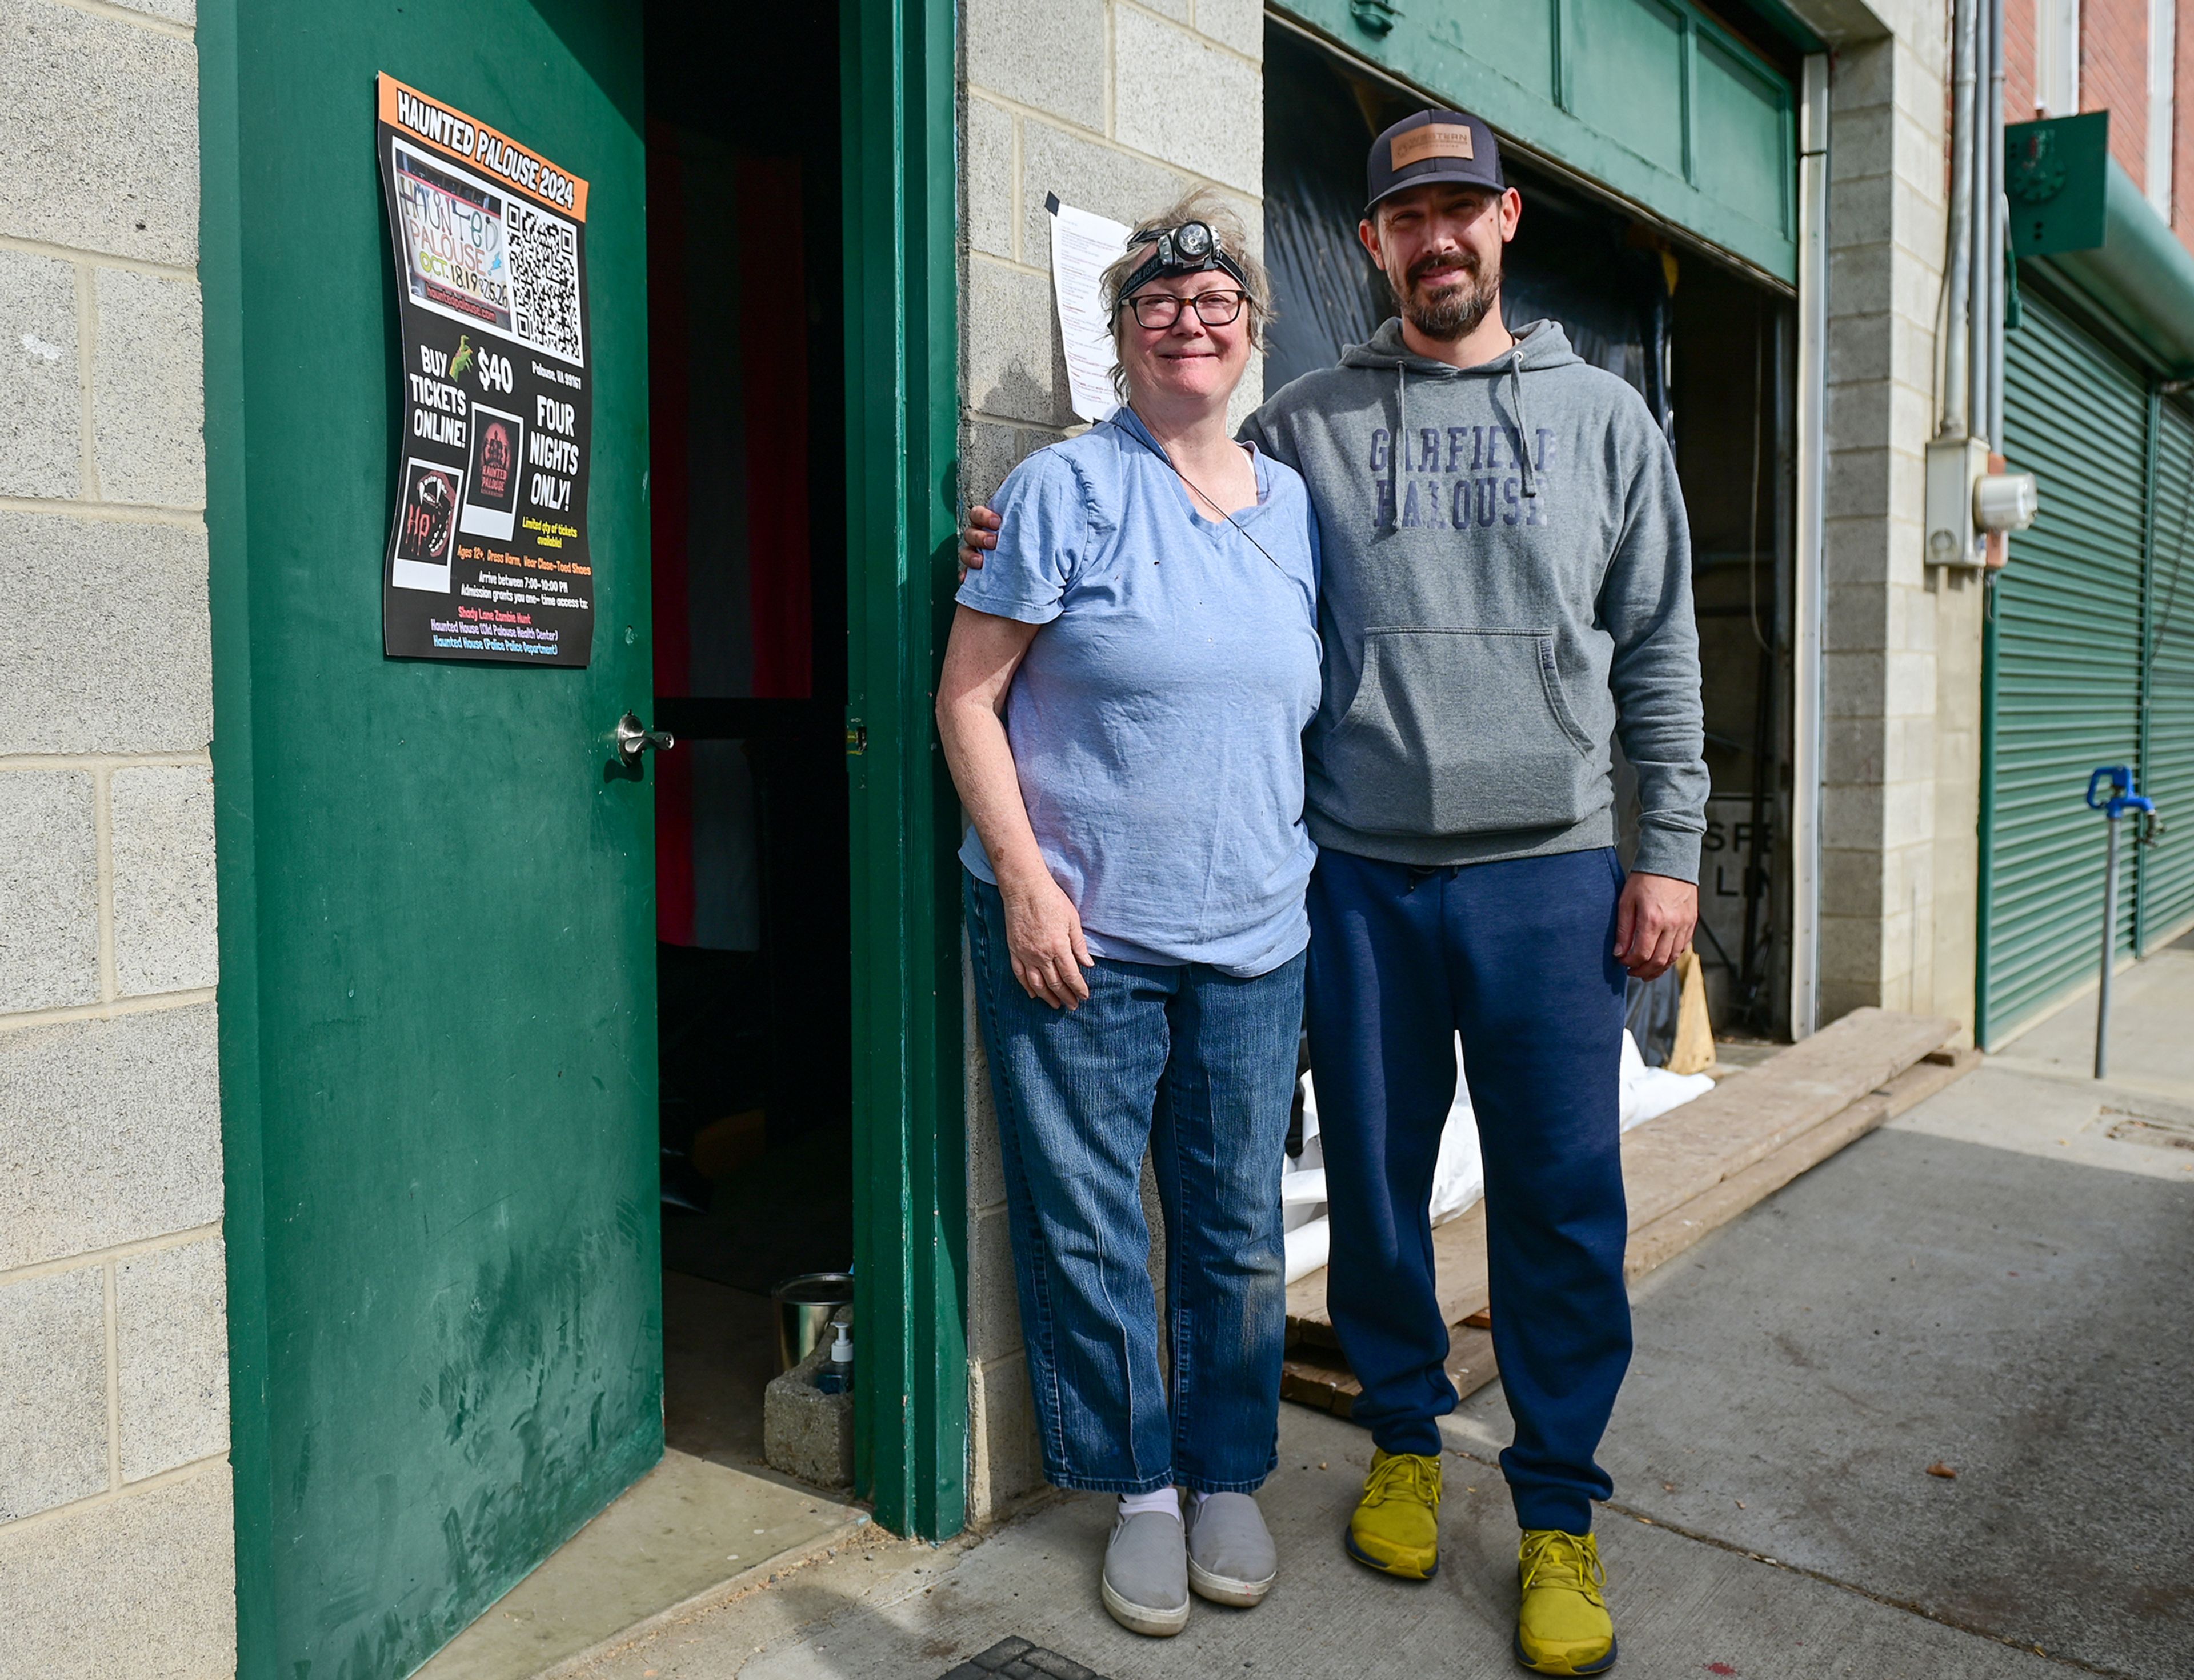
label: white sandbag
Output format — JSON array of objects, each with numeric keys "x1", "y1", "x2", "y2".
[
  {"x1": 1283, "y1": 1214, "x2": 1330, "y2": 1283},
  {"x1": 1618, "y1": 1027, "x2": 1715, "y2": 1129},
  {"x1": 1428, "y1": 1083, "x2": 1483, "y2": 1227}
]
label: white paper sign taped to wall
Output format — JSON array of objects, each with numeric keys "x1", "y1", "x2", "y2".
[{"x1": 1046, "y1": 194, "x2": 1131, "y2": 423}]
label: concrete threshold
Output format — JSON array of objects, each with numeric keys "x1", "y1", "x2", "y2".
[{"x1": 415, "y1": 1449, "x2": 870, "y2": 1680}]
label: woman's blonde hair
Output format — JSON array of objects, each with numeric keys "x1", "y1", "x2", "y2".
[{"x1": 1100, "y1": 189, "x2": 1274, "y2": 402}]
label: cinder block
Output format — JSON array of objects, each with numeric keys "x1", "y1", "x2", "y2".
[
  {"x1": 1826, "y1": 102, "x2": 1893, "y2": 183},
  {"x1": 1194, "y1": 0, "x2": 1266, "y2": 58},
  {"x1": 964, "y1": 0, "x2": 1106, "y2": 134},
  {"x1": 0, "y1": 1265, "x2": 108, "y2": 1521},
  {"x1": 963, "y1": 417, "x2": 1067, "y2": 506},
  {"x1": 1018, "y1": 121, "x2": 1188, "y2": 269},
  {"x1": 92, "y1": 270, "x2": 205, "y2": 510},
  {"x1": 0, "y1": 0, "x2": 199, "y2": 267},
  {"x1": 0, "y1": 513, "x2": 211, "y2": 755},
  {"x1": 967, "y1": 1350, "x2": 1044, "y2": 1521},
  {"x1": 107, "y1": 0, "x2": 193, "y2": 21},
  {"x1": 1817, "y1": 906, "x2": 1888, "y2": 986},
  {"x1": 0, "y1": 1462, "x2": 236, "y2": 1680},
  {"x1": 967, "y1": 259, "x2": 1077, "y2": 428},
  {"x1": 763, "y1": 1340, "x2": 853, "y2": 1490},
  {"x1": 0, "y1": 770, "x2": 99, "y2": 1014},
  {"x1": 1821, "y1": 779, "x2": 1888, "y2": 850},
  {"x1": 968, "y1": 1203, "x2": 1023, "y2": 1363},
  {"x1": 967, "y1": 96, "x2": 1016, "y2": 262},
  {"x1": 115, "y1": 1236, "x2": 229, "y2": 1482},
  {"x1": 109, "y1": 764, "x2": 218, "y2": 998},
  {"x1": 0, "y1": 249, "x2": 82, "y2": 500},
  {"x1": 0, "y1": 1003, "x2": 221, "y2": 1272},
  {"x1": 1114, "y1": 9, "x2": 1263, "y2": 195}
]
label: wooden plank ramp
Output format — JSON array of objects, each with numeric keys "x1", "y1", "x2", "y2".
[{"x1": 1282, "y1": 1011, "x2": 1976, "y2": 1414}]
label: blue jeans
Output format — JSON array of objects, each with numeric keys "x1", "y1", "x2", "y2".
[
  {"x1": 965, "y1": 872, "x2": 1304, "y2": 1494},
  {"x1": 1306, "y1": 847, "x2": 1631, "y2": 1534}
]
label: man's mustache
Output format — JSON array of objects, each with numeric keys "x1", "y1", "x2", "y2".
[{"x1": 1406, "y1": 250, "x2": 1479, "y2": 289}]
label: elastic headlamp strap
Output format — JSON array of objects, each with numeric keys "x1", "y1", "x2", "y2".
[{"x1": 1116, "y1": 222, "x2": 1250, "y2": 305}]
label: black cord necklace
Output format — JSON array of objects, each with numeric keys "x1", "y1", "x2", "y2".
[{"x1": 1120, "y1": 407, "x2": 1286, "y2": 573}]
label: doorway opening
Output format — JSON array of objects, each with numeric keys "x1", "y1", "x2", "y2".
[
  {"x1": 1263, "y1": 24, "x2": 1798, "y2": 1040},
  {"x1": 644, "y1": 0, "x2": 852, "y2": 1467}
]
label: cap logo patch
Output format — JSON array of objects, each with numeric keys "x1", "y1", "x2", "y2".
[{"x1": 1391, "y1": 123, "x2": 1475, "y2": 169}]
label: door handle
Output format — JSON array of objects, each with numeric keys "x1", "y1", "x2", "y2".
[{"x1": 614, "y1": 711, "x2": 675, "y2": 765}]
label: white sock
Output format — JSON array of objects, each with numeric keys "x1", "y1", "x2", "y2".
[
  {"x1": 1187, "y1": 1490, "x2": 1211, "y2": 1511},
  {"x1": 1118, "y1": 1488, "x2": 1181, "y2": 1522}
]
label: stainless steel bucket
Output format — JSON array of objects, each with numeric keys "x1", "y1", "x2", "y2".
[{"x1": 770, "y1": 1271, "x2": 854, "y2": 1371}]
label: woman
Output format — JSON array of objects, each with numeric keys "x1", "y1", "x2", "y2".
[{"x1": 936, "y1": 192, "x2": 1322, "y2": 1638}]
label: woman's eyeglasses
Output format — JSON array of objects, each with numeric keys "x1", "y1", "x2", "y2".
[{"x1": 1118, "y1": 290, "x2": 1248, "y2": 329}]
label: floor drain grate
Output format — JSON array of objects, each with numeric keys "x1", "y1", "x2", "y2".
[{"x1": 938, "y1": 1635, "x2": 1111, "y2": 1680}]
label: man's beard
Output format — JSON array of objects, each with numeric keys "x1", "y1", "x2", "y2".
[{"x1": 1394, "y1": 247, "x2": 1500, "y2": 341}]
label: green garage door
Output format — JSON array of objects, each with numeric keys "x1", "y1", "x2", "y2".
[
  {"x1": 1981, "y1": 293, "x2": 2194, "y2": 1046},
  {"x1": 2140, "y1": 403, "x2": 2194, "y2": 945},
  {"x1": 1981, "y1": 296, "x2": 2148, "y2": 1045}
]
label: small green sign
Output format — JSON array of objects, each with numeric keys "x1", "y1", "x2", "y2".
[{"x1": 2006, "y1": 113, "x2": 2108, "y2": 257}]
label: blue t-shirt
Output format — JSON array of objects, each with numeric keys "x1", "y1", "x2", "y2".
[{"x1": 956, "y1": 409, "x2": 1322, "y2": 978}]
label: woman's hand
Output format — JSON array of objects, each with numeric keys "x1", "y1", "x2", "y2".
[{"x1": 999, "y1": 868, "x2": 1094, "y2": 1009}]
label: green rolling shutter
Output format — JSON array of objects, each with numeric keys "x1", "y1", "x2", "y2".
[
  {"x1": 1981, "y1": 295, "x2": 2149, "y2": 1044},
  {"x1": 2140, "y1": 403, "x2": 2194, "y2": 945}
]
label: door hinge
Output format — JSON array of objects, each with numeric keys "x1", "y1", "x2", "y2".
[{"x1": 844, "y1": 718, "x2": 867, "y2": 757}]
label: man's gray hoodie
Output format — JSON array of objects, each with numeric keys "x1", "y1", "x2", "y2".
[{"x1": 1239, "y1": 317, "x2": 1708, "y2": 882}]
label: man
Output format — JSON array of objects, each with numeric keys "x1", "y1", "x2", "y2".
[{"x1": 964, "y1": 110, "x2": 1704, "y2": 1675}]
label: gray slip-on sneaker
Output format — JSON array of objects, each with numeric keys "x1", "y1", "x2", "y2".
[
  {"x1": 1185, "y1": 1491, "x2": 1278, "y2": 1606},
  {"x1": 1100, "y1": 1507, "x2": 1191, "y2": 1636}
]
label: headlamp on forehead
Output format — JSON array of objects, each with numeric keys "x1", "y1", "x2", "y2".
[{"x1": 1116, "y1": 219, "x2": 1250, "y2": 300}]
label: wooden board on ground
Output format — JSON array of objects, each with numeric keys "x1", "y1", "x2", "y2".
[
  {"x1": 1281, "y1": 1011, "x2": 1966, "y2": 1407},
  {"x1": 1282, "y1": 1326, "x2": 1498, "y2": 1421}
]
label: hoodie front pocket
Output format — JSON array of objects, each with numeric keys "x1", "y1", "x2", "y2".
[{"x1": 1320, "y1": 627, "x2": 1599, "y2": 838}]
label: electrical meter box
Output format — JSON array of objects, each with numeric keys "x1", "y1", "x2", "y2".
[{"x1": 1927, "y1": 436, "x2": 1989, "y2": 568}]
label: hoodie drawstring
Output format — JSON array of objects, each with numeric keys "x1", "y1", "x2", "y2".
[
  {"x1": 1510, "y1": 347, "x2": 1536, "y2": 499},
  {"x1": 1387, "y1": 334, "x2": 1536, "y2": 520},
  {"x1": 1391, "y1": 362, "x2": 1406, "y2": 526}
]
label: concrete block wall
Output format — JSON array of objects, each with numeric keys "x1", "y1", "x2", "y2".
[
  {"x1": 0, "y1": 1, "x2": 234, "y2": 1674},
  {"x1": 958, "y1": 0, "x2": 1263, "y2": 1523},
  {"x1": 1779, "y1": 0, "x2": 1965, "y2": 1027}
]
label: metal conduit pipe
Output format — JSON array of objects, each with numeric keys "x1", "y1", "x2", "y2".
[
  {"x1": 1943, "y1": 0, "x2": 1979, "y2": 438},
  {"x1": 1966, "y1": 0, "x2": 1992, "y2": 440},
  {"x1": 1986, "y1": 0, "x2": 2007, "y2": 445}
]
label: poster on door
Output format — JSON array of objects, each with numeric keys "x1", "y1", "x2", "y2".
[{"x1": 376, "y1": 73, "x2": 595, "y2": 665}]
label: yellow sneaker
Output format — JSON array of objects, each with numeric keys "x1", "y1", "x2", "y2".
[
  {"x1": 1343, "y1": 1448, "x2": 1441, "y2": 1580},
  {"x1": 1514, "y1": 1529, "x2": 1616, "y2": 1674}
]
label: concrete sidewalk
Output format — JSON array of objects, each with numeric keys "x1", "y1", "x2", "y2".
[{"x1": 566, "y1": 941, "x2": 2194, "y2": 1680}]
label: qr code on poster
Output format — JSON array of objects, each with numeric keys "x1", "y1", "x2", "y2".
[{"x1": 508, "y1": 200, "x2": 584, "y2": 365}]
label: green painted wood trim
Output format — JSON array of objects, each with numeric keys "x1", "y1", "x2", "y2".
[
  {"x1": 198, "y1": 5, "x2": 278, "y2": 1669},
  {"x1": 1272, "y1": 0, "x2": 1798, "y2": 283},
  {"x1": 2137, "y1": 383, "x2": 2161, "y2": 953},
  {"x1": 842, "y1": 0, "x2": 968, "y2": 1542},
  {"x1": 1976, "y1": 571, "x2": 2002, "y2": 1047}
]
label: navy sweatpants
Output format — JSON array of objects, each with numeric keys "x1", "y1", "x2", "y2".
[{"x1": 1305, "y1": 846, "x2": 1632, "y2": 1534}]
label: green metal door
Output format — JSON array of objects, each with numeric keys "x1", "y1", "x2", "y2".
[
  {"x1": 1980, "y1": 294, "x2": 2150, "y2": 1043},
  {"x1": 2137, "y1": 401, "x2": 2194, "y2": 945},
  {"x1": 201, "y1": 6, "x2": 660, "y2": 1676}
]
